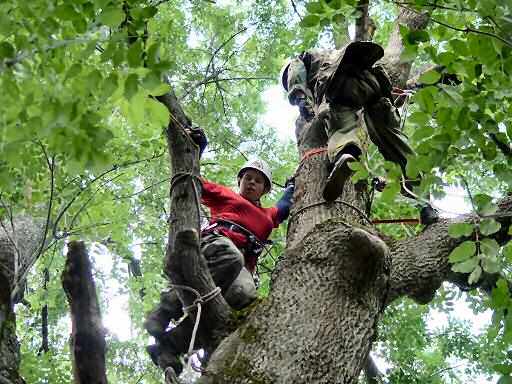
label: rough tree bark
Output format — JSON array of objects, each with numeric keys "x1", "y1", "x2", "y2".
[
  {"x1": 61, "y1": 241, "x2": 108, "y2": 384},
  {"x1": 157, "y1": 91, "x2": 235, "y2": 358},
  {"x1": 0, "y1": 215, "x2": 45, "y2": 384},
  {"x1": 152, "y1": 8, "x2": 512, "y2": 384},
  {"x1": 381, "y1": 7, "x2": 430, "y2": 88}
]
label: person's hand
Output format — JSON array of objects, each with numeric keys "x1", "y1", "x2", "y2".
[
  {"x1": 185, "y1": 126, "x2": 207, "y2": 155},
  {"x1": 285, "y1": 176, "x2": 295, "y2": 189}
]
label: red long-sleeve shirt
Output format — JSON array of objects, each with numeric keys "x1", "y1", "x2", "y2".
[{"x1": 201, "y1": 179, "x2": 280, "y2": 272}]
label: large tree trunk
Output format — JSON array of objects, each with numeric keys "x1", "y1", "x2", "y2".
[
  {"x1": 198, "y1": 144, "x2": 390, "y2": 383},
  {"x1": 61, "y1": 241, "x2": 108, "y2": 384},
  {"x1": 0, "y1": 215, "x2": 45, "y2": 384}
]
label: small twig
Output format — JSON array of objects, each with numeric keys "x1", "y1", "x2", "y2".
[
  {"x1": 114, "y1": 177, "x2": 171, "y2": 200},
  {"x1": 204, "y1": 27, "x2": 248, "y2": 81},
  {"x1": 393, "y1": 1, "x2": 477, "y2": 12},
  {"x1": 192, "y1": 76, "x2": 274, "y2": 89},
  {"x1": 428, "y1": 363, "x2": 465, "y2": 378},
  {"x1": 34, "y1": 141, "x2": 55, "y2": 261},
  {"x1": 460, "y1": 176, "x2": 478, "y2": 215},
  {"x1": 224, "y1": 139, "x2": 249, "y2": 160},
  {"x1": 68, "y1": 173, "x2": 126, "y2": 231},
  {"x1": 290, "y1": 0, "x2": 303, "y2": 20},
  {"x1": 394, "y1": 2, "x2": 512, "y2": 47},
  {"x1": 52, "y1": 153, "x2": 163, "y2": 238}
]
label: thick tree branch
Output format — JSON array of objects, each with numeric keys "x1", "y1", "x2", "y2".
[
  {"x1": 61, "y1": 241, "x2": 107, "y2": 384},
  {"x1": 354, "y1": 0, "x2": 373, "y2": 42},
  {"x1": 387, "y1": 196, "x2": 512, "y2": 304},
  {"x1": 156, "y1": 89, "x2": 233, "y2": 355},
  {"x1": 381, "y1": 7, "x2": 430, "y2": 88}
]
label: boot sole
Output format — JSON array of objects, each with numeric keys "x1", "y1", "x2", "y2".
[{"x1": 323, "y1": 155, "x2": 355, "y2": 201}]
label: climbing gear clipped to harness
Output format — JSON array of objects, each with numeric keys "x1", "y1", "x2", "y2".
[{"x1": 202, "y1": 218, "x2": 273, "y2": 260}]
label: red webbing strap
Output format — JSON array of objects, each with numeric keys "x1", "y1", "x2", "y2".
[
  {"x1": 300, "y1": 147, "x2": 327, "y2": 163},
  {"x1": 372, "y1": 218, "x2": 420, "y2": 225}
]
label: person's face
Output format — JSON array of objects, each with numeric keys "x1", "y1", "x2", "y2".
[{"x1": 239, "y1": 169, "x2": 268, "y2": 202}]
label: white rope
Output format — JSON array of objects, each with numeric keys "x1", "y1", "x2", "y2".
[{"x1": 168, "y1": 283, "x2": 221, "y2": 375}]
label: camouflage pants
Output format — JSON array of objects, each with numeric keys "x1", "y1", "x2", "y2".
[
  {"x1": 148, "y1": 232, "x2": 257, "y2": 371},
  {"x1": 286, "y1": 57, "x2": 412, "y2": 169},
  {"x1": 286, "y1": 57, "x2": 365, "y2": 162},
  {"x1": 157, "y1": 232, "x2": 257, "y2": 318}
]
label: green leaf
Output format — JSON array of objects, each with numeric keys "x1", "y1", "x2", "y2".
[
  {"x1": 305, "y1": 1, "x2": 324, "y2": 13},
  {"x1": 331, "y1": 13, "x2": 345, "y2": 24},
  {"x1": 479, "y1": 218, "x2": 501, "y2": 236},
  {"x1": 325, "y1": 0, "x2": 342, "y2": 9},
  {"x1": 0, "y1": 42, "x2": 15, "y2": 59},
  {"x1": 124, "y1": 73, "x2": 139, "y2": 100},
  {"x1": 102, "y1": 72, "x2": 119, "y2": 99},
  {"x1": 407, "y1": 30, "x2": 430, "y2": 44},
  {"x1": 414, "y1": 86, "x2": 437, "y2": 114},
  {"x1": 491, "y1": 279, "x2": 510, "y2": 309},
  {"x1": 481, "y1": 255, "x2": 500, "y2": 274},
  {"x1": 300, "y1": 15, "x2": 320, "y2": 27},
  {"x1": 129, "y1": 92, "x2": 145, "y2": 125},
  {"x1": 480, "y1": 238, "x2": 500, "y2": 258},
  {"x1": 141, "y1": 6, "x2": 158, "y2": 19},
  {"x1": 448, "y1": 222, "x2": 474, "y2": 238},
  {"x1": 504, "y1": 241, "x2": 512, "y2": 262},
  {"x1": 440, "y1": 85, "x2": 463, "y2": 106},
  {"x1": 380, "y1": 181, "x2": 400, "y2": 203},
  {"x1": 468, "y1": 264, "x2": 482, "y2": 284},
  {"x1": 55, "y1": 4, "x2": 78, "y2": 20},
  {"x1": 127, "y1": 40, "x2": 143, "y2": 67},
  {"x1": 448, "y1": 241, "x2": 476, "y2": 263},
  {"x1": 98, "y1": 7, "x2": 125, "y2": 27},
  {"x1": 498, "y1": 375, "x2": 512, "y2": 384},
  {"x1": 474, "y1": 194, "x2": 498, "y2": 216},
  {"x1": 142, "y1": 71, "x2": 170, "y2": 95},
  {"x1": 494, "y1": 364, "x2": 512, "y2": 375},
  {"x1": 451, "y1": 256, "x2": 479, "y2": 273},
  {"x1": 145, "y1": 97, "x2": 170, "y2": 127},
  {"x1": 418, "y1": 70, "x2": 441, "y2": 85}
]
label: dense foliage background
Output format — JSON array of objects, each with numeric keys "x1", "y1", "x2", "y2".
[{"x1": 1, "y1": 0, "x2": 511, "y2": 382}]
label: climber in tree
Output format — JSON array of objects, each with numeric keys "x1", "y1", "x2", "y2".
[
  {"x1": 145, "y1": 127, "x2": 295, "y2": 377},
  {"x1": 281, "y1": 41, "x2": 438, "y2": 224}
]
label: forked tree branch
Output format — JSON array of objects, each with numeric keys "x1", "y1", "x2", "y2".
[{"x1": 156, "y1": 88, "x2": 233, "y2": 355}]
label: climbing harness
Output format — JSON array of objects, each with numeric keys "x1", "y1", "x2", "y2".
[{"x1": 202, "y1": 218, "x2": 275, "y2": 262}]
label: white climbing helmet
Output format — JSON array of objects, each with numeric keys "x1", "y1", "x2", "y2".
[{"x1": 237, "y1": 158, "x2": 272, "y2": 192}]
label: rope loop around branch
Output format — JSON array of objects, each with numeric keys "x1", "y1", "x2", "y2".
[
  {"x1": 168, "y1": 283, "x2": 221, "y2": 376},
  {"x1": 289, "y1": 199, "x2": 373, "y2": 225}
]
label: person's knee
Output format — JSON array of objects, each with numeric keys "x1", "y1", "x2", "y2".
[{"x1": 224, "y1": 268, "x2": 257, "y2": 310}]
